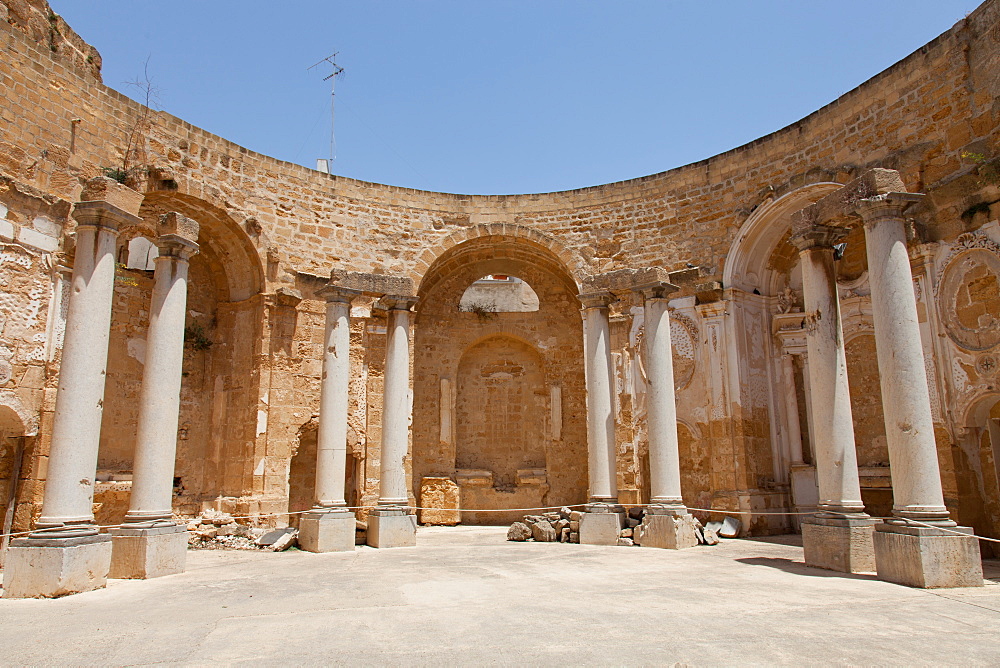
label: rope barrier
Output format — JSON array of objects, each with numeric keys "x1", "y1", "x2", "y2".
[{"x1": 2, "y1": 503, "x2": 1000, "y2": 545}]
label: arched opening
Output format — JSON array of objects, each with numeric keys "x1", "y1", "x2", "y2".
[
  {"x1": 123, "y1": 236, "x2": 158, "y2": 270},
  {"x1": 0, "y1": 404, "x2": 28, "y2": 559},
  {"x1": 954, "y1": 394, "x2": 1000, "y2": 557},
  {"x1": 459, "y1": 275, "x2": 540, "y2": 313},
  {"x1": 96, "y1": 191, "x2": 265, "y2": 521},
  {"x1": 412, "y1": 234, "x2": 585, "y2": 526}
]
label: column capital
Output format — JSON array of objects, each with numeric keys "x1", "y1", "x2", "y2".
[
  {"x1": 789, "y1": 224, "x2": 848, "y2": 252},
  {"x1": 578, "y1": 290, "x2": 615, "y2": 309},
  {"x1": 377, "y1": 294, "x2": 418, "y2": 311},
  {"x1": 71, "y1": 200, "x2": 140, "y2": 232},
  {"x1": 317, "y1": 284, "x2": 362, "y2": 304},
  {"x1": 854, "y1": 192, "x2": 925, "y2": 225},
  {"x1": 631, "y1": 280, "x2": 679, "y2": 300}
]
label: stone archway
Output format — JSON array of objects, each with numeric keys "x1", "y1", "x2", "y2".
[
  {"x1": 954, "y1": 393, "x2": 1000, "y2": 557},
  {"x1": 412, "y1": 234, "x2": 586, "y2": 525},
  {"x1": 95, "y1": 191, "x2": 266, "y2": 520}
]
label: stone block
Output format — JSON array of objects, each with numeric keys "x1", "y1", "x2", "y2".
[
  {"x1": 636, "y1": 514, "x2": 699, "y2": 550},
  {"x1": 873, "y1": 524, "x2": 984, "y2": 589},
  {"x1": 367, "y1": 510, "x2": 417, "y2": 548},
  {"x1": 531, "y1": 519, "x2": 557, "y2": 542},
  {"x1": 79, "y1": 176, "x2": 144, "y2": 216},
  {"x1": 419, "y1": 477, "x2": 460, "y2": 525},
  {"x1": 109, "y1": 526, "x2": 188, "y2": 579},
  {"x1": 579, "y1": 512, "x2": 624, "y2": 546},
  {"x1": 3, "y1": 535, "x2": 112, "y2": 598},
  {"x1": 298, "y1": 511, "x2": 356, "y2": 553},
  {"x1": 507, "y1": 522, "x2": 531, "y2": 541},
  {"x1": 801, "y1": 520, "x2": 875, "y2": 574}
]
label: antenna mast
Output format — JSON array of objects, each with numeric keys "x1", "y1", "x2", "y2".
[{"x1": 308, "y1": 52, "x2": 345, "y2": 166}]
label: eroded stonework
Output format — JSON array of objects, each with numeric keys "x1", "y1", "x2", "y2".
[{"x1": 1, "y1": 0, "x2": 999, "y2": 567}]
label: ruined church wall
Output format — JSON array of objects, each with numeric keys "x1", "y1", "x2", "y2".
[{"x1": 1, "y1": 0, "x2": 999, "y2": 530}]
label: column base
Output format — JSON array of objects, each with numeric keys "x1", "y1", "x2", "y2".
[
  {"x1": 299, "y1": 509, "x2": 356, "y2": 553},
  {"x1": 579, "y1": 510, "x2": 624, "y2": 546},
  {"x1": 109, "y1": 524, "x2": 188, "y2": 580},
  {"x1": 366, "y1": 507, "x2": 416, "y2": 548},
  {"x1": 873, "y1": 523, "x2": 983, "y2": 588},
  {"x1": 635, "y1": 513, "x2": 699, "y2": 550},
  {"x1": 801, "y1": 516, "x2": 875, "y2": 574},
  {"x1": 2, "y1": 534, "x2": 112, "y2": 598}
]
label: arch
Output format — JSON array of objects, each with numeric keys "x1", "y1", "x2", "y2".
[
  {"x1": 723, "y1": 182, "x2": 843, "y2": 296},
  {"x1": 459, "y1": 275, "x2": 540, "y2": 313},
  {"x1": 0, "y1": 391, "x2": 37, "y2": 436},
  {"x1": 138, "y1": 191, "x2": 265, "y2": 302},
  {"x1": 962, "y1": 390, "x2": 1000, "y2": 431},
  {"x1": 411, "y1": 226, "x2": 588, "y2": 520},
  {"x1": 415, "y1": 224, "x2": 584, "y2": 296}
]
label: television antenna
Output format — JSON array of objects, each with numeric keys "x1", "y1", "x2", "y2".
[{"x1": 308, "y1": 52, "x2": 345, "y2": 169}]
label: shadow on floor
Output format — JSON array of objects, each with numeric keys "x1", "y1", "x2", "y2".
[
  {"x1": 735, "y1": 556, "x2": 880, "y2": 581},
  {"x1": 982, "y1": 559, "x2": 1000, "y2": 584}
]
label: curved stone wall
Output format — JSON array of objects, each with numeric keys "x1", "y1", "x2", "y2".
[{"x1": 1, "y1": 0, "x2": 999, "y2": 537}]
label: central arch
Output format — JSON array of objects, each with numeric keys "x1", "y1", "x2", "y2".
[{"x1": 412, "y1": 234, "x2": 585, "y2": 525}]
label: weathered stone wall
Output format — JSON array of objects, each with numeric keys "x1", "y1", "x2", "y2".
[{"x1": 1, "y1": 0, "x2": 999, "y2": 535}]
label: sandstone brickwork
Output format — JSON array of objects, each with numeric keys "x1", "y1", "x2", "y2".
[{"x1": 1, "y1": 0, "x2": 999, "y2": 550}]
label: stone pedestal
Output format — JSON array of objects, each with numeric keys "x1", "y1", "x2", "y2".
[
  {"x1": 419, "y1": 477, "x2": 461, "y2": 526},
  {"x1": 874, "y1": 524, "x2": 984, "y2": 588},
  {"x1": 636, "y1": 512, "x2": 699, "y2": 550},
  {"x1": 579, "y1": 508, "x2": 624, "y2": 546},
  {"x1": 109, "y1": 524, "x2": 187, "y2": 579},
  {"x1": 298, "y1": 510, "x2": 356, "y2": 553},
  {"x1": 802, "y1": 517, "x2": 875, "y2": 573},
  {"x1": 2, "y1": 534, "x2": 112, "y2": 598},
  {"x1": 366, "y1": 507, "x2": 417, "y2": 548}
]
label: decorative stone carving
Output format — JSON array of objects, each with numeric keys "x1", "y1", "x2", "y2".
[
  {"x1": 669, "y1": 312, "x2": 698, "y2": 392},
  {"x1": 937, "y1": 247, "x2": 1000, "y2": 351}
]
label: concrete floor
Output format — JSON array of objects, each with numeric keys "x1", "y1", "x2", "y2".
[{"x1": 2, "y1": 526, "x2": 1000, "y2": 666}]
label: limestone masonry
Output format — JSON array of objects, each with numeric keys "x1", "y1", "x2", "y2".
[{"x1": 1, "y1": 0, "x2": 999, "y2": 595}]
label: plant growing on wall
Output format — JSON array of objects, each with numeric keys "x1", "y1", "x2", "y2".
[
  {"x1": 462, "y1": 301, "x2": 498, "y2": 322},
  {"x1": 961, "y1": 151, "x2": 1000, "y2": 186},
  {"x1": 102, "y1": 58, "x2": 160, "y2": 186},
  {"x1": 183, "y1": 324, "x2": 213, "y2": 351}
]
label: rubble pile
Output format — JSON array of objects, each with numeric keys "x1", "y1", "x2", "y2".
[
  {"x1": 185, "y1": 509, "x2": 299, "y2": 551},
  {"x1": 508, "y1": 506, "x2": 736, "y2": 547},
  {"x1": 507, "y1": 507, "x2": 581, "y2": 543}
]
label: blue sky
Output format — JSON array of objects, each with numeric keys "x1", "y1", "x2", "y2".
[{"x1": 50, "y1": 2, "x2": 982, "y2": 195}]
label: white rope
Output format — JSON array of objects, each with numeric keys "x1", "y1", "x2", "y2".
[{"x1": 3, "y1": 505, "x2": 1000, "y2": 546}]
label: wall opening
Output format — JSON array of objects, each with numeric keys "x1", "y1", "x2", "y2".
[{"x1": 459, "y1": 275, "x2": 539, "y2": 313}]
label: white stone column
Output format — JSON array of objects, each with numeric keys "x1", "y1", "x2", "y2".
[
  {"x1": 791, "y1": 226, "x2": 866, "y2": 518},
  {"x1": 300, "y1": 284, "x2": 360, "y2": 553},
  {"x1": 858, "y1": 194, "x2": 982, "y2": 588},
  {"x1": 579, "y1": 291, "x2": 618, "y2": 505},
  {"x1": 780, "y1": 354, "x2": 805, "y2": 466},
  {"x1": 635, "y1": 282, "x2": 684, "y2": 511},
  {"x1": 368, "y1": 295, "x2": 418, "y2": 548},
  {"x1": 577, "y1": 291, "x2": 624, "y2": 546},
  {"x1": 631, "y1": 282, "x2": 699, "y2": 551},
  {"x1": 314, "y1": 286, "x2": 360, "y2": 508},
  {"x1": 858, "y1": 196, "x2": 950, "y2": 524},
  {"x1": 791, "y1": 224, "x2": 874, "y2": 573},
  {"x1": 125, "y1": 214, "x2": 200, "y2": 524},
  {"x1": 35, "y1": 204, "x2": 126, "y2": 536},
  {"x1": 110, "y1": 213, "x2": 199, "y2": 579},
  {"x1": 4, "y1": 196, "x2": 139, "y2": 599}
]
